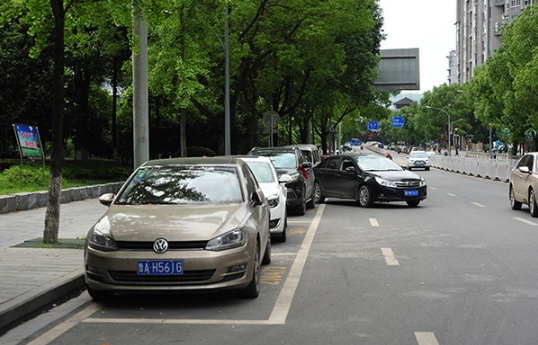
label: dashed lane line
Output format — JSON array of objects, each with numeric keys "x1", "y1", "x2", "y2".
[
  {"x1": 447, "y1": 193, "x2": 457, "y2": 197},
  {"x1": 472, "y1": 202, "x2": 486, "y2": 208},
  {"x1": 381, "y1": 247, "x2": 400, "y2": 266},
  {"x1": 415, "y1": 332, "x2": 440, "y2": 345},
  {"x1": 370, "y1": 218, "x2": 379, "y2": 227},
  {"x1": 514, "y1": 217, "x2": 538, "y2": 226}
]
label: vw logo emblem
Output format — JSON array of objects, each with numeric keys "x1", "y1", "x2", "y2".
[{"x1": 153, "y1": 238, "x2": 169, "y2": 254}]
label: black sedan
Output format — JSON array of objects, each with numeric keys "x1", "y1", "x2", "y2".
[{"x1": 314, "y1": 153, "x2": 427, "y2": 207}]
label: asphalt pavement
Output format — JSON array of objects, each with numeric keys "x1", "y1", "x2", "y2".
[{"x1": 0, "y1": 198, "x2": 106, "y2": 332}]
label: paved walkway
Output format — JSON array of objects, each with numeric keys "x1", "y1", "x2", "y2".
[{"x1": 0, "y1": 198, "x2": 106, "y2": 331}]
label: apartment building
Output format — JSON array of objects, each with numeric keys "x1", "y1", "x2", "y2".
[{"x1": 453, "y1": 0, "x2": 537, "y2": 84}]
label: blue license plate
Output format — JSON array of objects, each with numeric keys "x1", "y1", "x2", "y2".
[
  {"x1": 416, "y1": 162, "x2": 424, "y2": 166},
  {"x1": 404, "y1": 190, "x2": 419, "y2": 197},
  {"x1": 137, "y1": 260, "x2": 184, "y2": 275}
]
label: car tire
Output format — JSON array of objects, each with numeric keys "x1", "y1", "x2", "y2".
[
  {"x1": 358, "y1": 185, "x2": 373, "y2": 207},
  {"x1": 425, "y1": 167, "x2": 430, "y2": 171},
  {"x1": 530, "y1": 189, "x2": 538, "y2": 217},
  {"x1": 262, "y1": 234, "x2": 271, "y2": 265},
  {"x1": 306, "y1": 185, "x2": 316, "y2": 209},
  {"x1": 87, "y1": 286, "x2": 113, "y2": 301},
  {"x1": 510, "y1": 186, "x2": 522, "y2": 210},
  {"x1": 293, "y1": 187, "x2": 307, "y2": 215},
  {"x1": 241, "y1": 240, "x2": 260, "y2": 298},
  {"x1": 406, "y1": 200, "x2": 420, "y2": 207},
  {"x1": 314, "y1": 181, "x2": 325, "y2": 203}
]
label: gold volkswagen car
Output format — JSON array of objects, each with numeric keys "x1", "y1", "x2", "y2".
[{"x1": 84, "y1": 157, "x2": 271, "y2": 300}]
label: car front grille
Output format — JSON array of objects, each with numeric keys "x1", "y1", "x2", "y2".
[
  {"x1": 116, "y1": 241, "x2": 208, "y2": 250},
  {"x1": 395, "y1": 180, "x2": 422, "y2": 188},
  {"x1": 108, "y1": 269, "x2": 216, "y2": 284}
]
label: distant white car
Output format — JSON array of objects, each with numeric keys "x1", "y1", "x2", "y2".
[
  {"x1": 241, "y1": 156, "x2": 288, "y2": 242},
  {"x1": 407, "y1": 150, "x2": 430, "y2": 171}
]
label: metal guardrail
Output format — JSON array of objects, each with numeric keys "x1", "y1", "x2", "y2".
[{"x1": 429, "y1": 155, "x2": 517, "y2": 182}]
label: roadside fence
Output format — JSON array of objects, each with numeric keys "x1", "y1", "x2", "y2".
[{"x1": 429, "y1": 155, "x2": 517, "y2": 182}]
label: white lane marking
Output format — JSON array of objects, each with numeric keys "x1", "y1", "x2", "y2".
[
  {"x1": 370, "y1": 218, "x2": 379, "y2": 227},
  {"x1": 447, "y1": 193, "x2": 457, "y2": 197},
  {"x1": 430, "y1": 187, "x2": 437, "y2": 190},
  {"x1": 472, "y1": 202, "x2": 486, "y2": 208},
  {"x1": 268, "y1": 204, "x2": 325, "y2": 324},
  {"x1": 287, "y1": 220, "x2": 312, "y2": 224},
  {"x1": 381, "y1": 247, "x2": 399, "y2": 266},
  {"x1": 28, "y1": 303, "x2": 100, "y2": 345},
  {"x1": 514, "y1": 217, "x2": 538, "y2": 226},
  {"x1": 415, "y1": 332, "x2": 440, "y2": 345},
  {"x1": 82, "y1": 205, "x2": 326, "y2": 327}
]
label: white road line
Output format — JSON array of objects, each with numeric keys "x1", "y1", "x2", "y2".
[
  {"x1": 430, "y1": 187, "x2": 437, "y2": 190},
  {"x1": 447, "y1": 193, "x2": 457, "y2": 197},
  {"x1": 514, "y1": 217, "x2": 538, "y2": 226},
  {"x1": 472, "y1": 202, "x2": 486, "y2": 208},
  {"x1": 82, "y1": 204, "x2": 326, "y2": 327},
  {"x1": 287, "y1": 220, "x2": 312, "y2": 224},
  {"x1": 268, "y1": 204, "x2": 325, "y2": 324},
  {"x1": 28, "y1": 303, "x2": 100, "y2": 345},
  {"x1": 370, "y1": 218, "x2": 379, "y2": 227},
  {"x1": 415, "y1": 332, "x2": 440, "y2": 345},
  {"x1": 381, "y1": 247, "x2": 400, "y2": 266}
]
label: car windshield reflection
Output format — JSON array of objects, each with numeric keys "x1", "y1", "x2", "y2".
[
  {"x1": 354, "y1": 156, "x2": 404, "y2": 172},
  {"x1": 116, "y1": 166, "x2": 243, "y2": 205}
]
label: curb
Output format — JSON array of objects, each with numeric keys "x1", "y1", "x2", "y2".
[
  {"x1": 0, "y1": 182, "x2": 123, "y2": 214},
  {"x1": 0, "y1": 268, "x2": 85, "y2": 331}
]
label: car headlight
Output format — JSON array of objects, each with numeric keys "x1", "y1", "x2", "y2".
[
  {"x1": 267, "y1": 194, "x2": 280, "y2": 208},
  {"x1": 206, "y1": 229, "x2": 246, "y2": 251},
  {"x1": 375, "y1": 177, "x2": 398, "y2": 187},
  {"x1": 419, "y1": 177, "x2": 426, "y2": 187},
  {"x1": 88, "y1": 229, "x2": 118, "y2": 251}
]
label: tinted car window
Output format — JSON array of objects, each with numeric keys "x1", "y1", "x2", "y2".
[
  {"x1": 341, "y1": 159, "x2": 355, "y2": 171},
  {"x1": 517, "y1": 155, "x2": 530, "y2": 169},
  {"x1": 326, "y1": 157, "x2": 339, "y2": 170},
  {"x1": 117, "y1": 166, "x2": 242, "y2": 204},
  {"x1": 527, "y1": 155, "x2": 534, "y2": 171}
]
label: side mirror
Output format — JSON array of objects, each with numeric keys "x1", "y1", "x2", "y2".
[
  {"x1": 519, "y1": 166, "x2": 531, "y2": 174},
  {"x1": 279, "y1": 174, "x2": 293, "y2": 184},
  {"x1": 345, "y1": 166, "x2": 356, "y2": 172},
  {"x1": 300, "y1": 161, "x2": 312, "y2": 169},
  {"x1": 250, "y1": 189, "x2": 265, "y2": 206},
  {"x1": 99, "y1": 193, "x2": 115, "y2": 207}
]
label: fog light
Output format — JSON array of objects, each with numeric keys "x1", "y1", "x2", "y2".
[
  {"x1": 270, "y1": 219, "x2": 280, "y2": 228},
  {"x1": 227, "y1": 264, "x2": 247, "y2": 273}
]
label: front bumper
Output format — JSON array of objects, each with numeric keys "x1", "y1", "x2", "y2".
[{"x1": 84, "y1": 242, "x2": 255, "y2": 293}]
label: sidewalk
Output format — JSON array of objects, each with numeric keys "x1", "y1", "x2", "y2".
[{"x1": 0, "y1": 198, "x2": 107, "y2": 331}]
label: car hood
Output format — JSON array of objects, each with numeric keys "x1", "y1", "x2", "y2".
[
  {"x1": 370, "y1": 170, "x2": 423, "y2": 180},
  {"x1": 94, "y1": 203, "x2": 248, "y2": 242},
  {"x1": 259, "y1": 182, "x2": 284, "y2": 198}
]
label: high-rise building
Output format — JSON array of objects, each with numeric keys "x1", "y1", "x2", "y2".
[{"x1": 454, "y1": 0, "x2": 537, "y2": 84}]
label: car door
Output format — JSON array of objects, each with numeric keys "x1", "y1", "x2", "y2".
[
  {"x1": 512, "y1": 154, "x2": 532, "y2": 202},
  {"x1": 333, "y1": 157, "x2": 359, "y2": 199},
  {"x1": 315, "y1": 157, "x2": 341, "y2": 197}
]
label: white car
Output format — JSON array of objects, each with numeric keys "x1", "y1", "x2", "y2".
[
  {"x1": 407, "y1": 150, "x2": 430, "y2": 171},
  {"x1": 241, "y1": 156, "x2": 288, "y2": 242}
]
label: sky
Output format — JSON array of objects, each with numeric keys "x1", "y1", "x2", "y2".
[{"x1": 378, "y1": 0, "x2": 457, "y2": 94}]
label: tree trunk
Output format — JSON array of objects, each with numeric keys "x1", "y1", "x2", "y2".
[
  {"x1": 44, "y1": 0, "x2": 66, "y2": 244},
  {"x1": 179, "y1": 5, "x2": 187, "y2": 157}
]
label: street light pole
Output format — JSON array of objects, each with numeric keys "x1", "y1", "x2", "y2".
[{"x1": 426, "y1": 106, "x2": 451, "y2": 156}]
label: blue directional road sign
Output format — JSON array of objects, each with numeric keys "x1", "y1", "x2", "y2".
[
  {"x1": 368, "y1": 121, "x2": 379, "y2": 131},
  {"x1": 392, "y1": 116, "x2": 404, "y2": 128}
]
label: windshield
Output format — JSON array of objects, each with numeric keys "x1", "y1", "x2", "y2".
[
  {"x1": 250, "y1": 151, "x2": 296, "y2": 169},
  {"x1": 410, "y1": 152, "x2": 428, "y2": 159},
  {"x1": 116, "y1": 166, "x2": 243, "y2": 204},
  {"x1": 354, "y1": 156, "x2": 403, "y2": 172},
  {"x1": 245, "y1": 161, "x2": 275, "y2": 183}
]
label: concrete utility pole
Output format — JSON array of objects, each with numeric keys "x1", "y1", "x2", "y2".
[{"x1": 133, "y1": 10, "x2": 150, "y2": 169}]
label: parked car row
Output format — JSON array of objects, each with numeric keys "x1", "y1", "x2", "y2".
[{"x1": 84, "y1": 146, "x2": 429, "y2": 302}]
